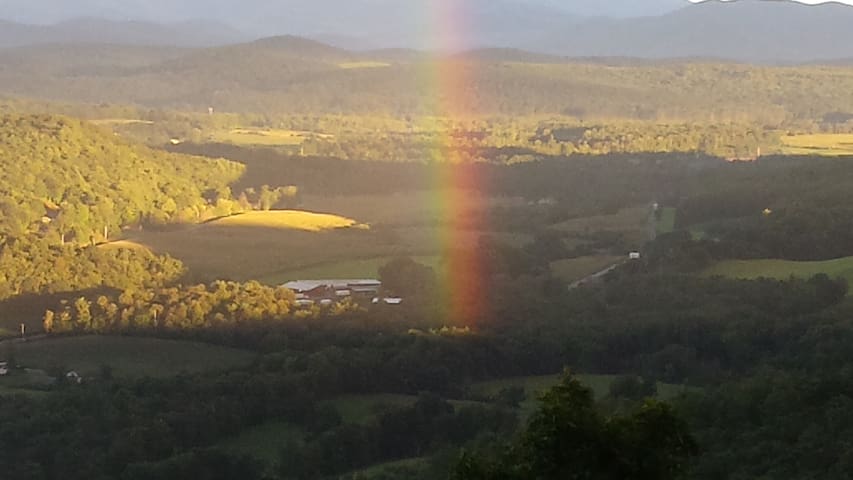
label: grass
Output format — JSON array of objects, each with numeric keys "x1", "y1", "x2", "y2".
[
  {"x1": 349, "y1": 457, "x2": 429, "y2": 478},
  {"x1": 122, "y1": 222, "x2": 411, "y2": 283},
  {"x1": 8, "y1": 336, "x2": 256, "y2": 378},
  {"x1": 656, "y1": 207, "x2": 677, "y2": 235},
  {"x1": 210, "y1": 128, "x2": 333, "y2": 147},
  {"x1": 259, "y1": 255, "x2": 442, "y2": 285},
  {"x1": 551, "y1": 206, "x2": 649, "y2": 235},
  {"x1": 117, "y1": 192, "x2": 530, "y2": 283},
  {"x1": 338, "y1": 61, "x2": 391, "y2": 69},
  {"x1": 780, "y1": 134, "x2": 853, "y2": 156},
  {"x1": 90, "y1": 118, "x2": 154, "y2": 126},
  {"x1": 220, "y1": 421, "x2": 304, "y2": 467},
  {"x1": 702, "y1": 256, "x2": 853, "y2": 291},
  {"x1": 209, "y1": 210, "x2": 362, "y2": 232},
  {"x1": 328, "y1": 394, "x2": 420, "y2": 424},
  {"x1": 550, "y1": 255, "x2": 622, "y2": 283}
]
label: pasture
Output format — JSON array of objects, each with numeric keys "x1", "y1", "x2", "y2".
[
  {"x1": 220, "y1": 421, "x2": 304, "y2": 467},
  {"x1": 780, "y1": 134, "x2": 853, "y2": 156},
  {"x1": 210, "y1": 128, "x2": 333, "y2": 147},
  {"x1": 259, "y1": 255, "x2": 442, "y2": 285},
  {"x1": 8, "y1": 336, "x2": 256, "y2": 378},
  {"x1": 656, "y1": 207, "x2": 677, "y2": 235},
  {"x1": 550, "y1": 255, "x2": 622, "y2": 283},
  {"x1": 702, "y1": 256, "x2": 853, "y2": 291},
  {"x1": 116, "y1": 192, "x2": 535, "y2": 283},
  {"x1": 209, "y1": 210, "x2": 362, "y2": 232},
  {"x1": 338, "y1": 61, "x2": 391, "y2": 69}
]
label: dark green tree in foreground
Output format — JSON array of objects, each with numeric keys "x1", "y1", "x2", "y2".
[{"x1": 453, "y1": 372, "x2": 697, "y2": 480}]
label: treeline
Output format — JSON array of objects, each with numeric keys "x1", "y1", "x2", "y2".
[
  {"x1": 43, "y1": 281, "x2": 323, "y2": 334},
  {"x1": 278, "y1": 395, "x2": 517, "y2": 479},
  {"x1": 672, "y1": 155, "x2": 853, "y2": 261},
  {"x1": 6, "y1": 44, "x2": 853, "y2": 124},
  {"x1": 0, "y1": 240, "x2": 182, "y2": 301}
]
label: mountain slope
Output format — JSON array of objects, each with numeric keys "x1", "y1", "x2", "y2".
[
  {"x1": 0, "y1": 17, "x2": 246, "y2": 48},
  {"x1": 0, "y1": 114, "x2": 244, "y2": 240},
  {"x1": 535, "y1": 0, "x2": 853, "y2": 62}
]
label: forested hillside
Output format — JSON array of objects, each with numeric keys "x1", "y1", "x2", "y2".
[
  {"x1": 4, "y1": 41, "x2": 853, "y2": 122},
  {"x1": 0, "y1": 114, "x2": 243, "y2": 242}
]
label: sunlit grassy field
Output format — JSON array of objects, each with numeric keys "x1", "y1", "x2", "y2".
[
  {"x1": 338, "y1": 61, "x2": 391, "y2": 69},
  {"x1": 780, "y1": 134, "x2": 853, "y2": 156},
  {"x1": 210, "y1": 210, "x2": 362, "y2": 232},
  {"x1": 210, "y1": 128, "x2": 333, "y2": 147},
  {"x1": 703, "y1": 257, "x2": 853, "y2": 292},
  {"x1": 549, "y1": 255, "x2": 622, "y2": 283},
  {"x1": 8, "y1": 336, "x2": 256, "y2": 378}
]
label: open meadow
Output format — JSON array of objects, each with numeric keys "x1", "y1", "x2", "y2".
[
  {"x1": 703, "y1": 257, "x2": 853, "y2": 292},
  {"x1": 780, "y1": 134, "x2": 853, "y2": 156}
]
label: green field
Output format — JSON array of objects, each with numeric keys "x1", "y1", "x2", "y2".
[
  {"x1": 347, "y1": 457, "x2": 429, "y2": 478},
  {"x1": 552, "y1": 206, "x2": 649, "y2": 235},
  {"x1": 780, "y1": 134, "x2": 853, "y2": 156},
  {"x1": 656, "y1": 207, "x2": 677, "y2": 235},
  {"x1": 260, "y1": 255, "x2": 442, "y2": 285},
  {"x1": 328, "y1": 393, "x2": 421, "y2": 424},
  {"x1": 117, "y1": 192, "x2": 529, "y2": 283},
  {"x1": 550, "y1": 255, "x2": 622, "y2": 283},
  {"x1": 703, "y1": 257, "x2": 853, "y2": 291},
  {"x1": 7, "y1": 336, "x2": 256, "y2": 378},
  {"x1": 220, "y1": 421, "x2": 304, "y2": 467},
  {"x1": 210, "y1": 128, "x2": 331, "y2": 147}
]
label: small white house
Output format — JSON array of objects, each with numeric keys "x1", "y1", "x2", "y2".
[
  {"x1": 629, "y1": 252, "x2": 642, "y2": 260},
  {"x1": 66, "y1": 371, "x2": 83, "y2": 384},
  {"x1": 0, "y1": 362, "x2": 8, "y2": 376}
]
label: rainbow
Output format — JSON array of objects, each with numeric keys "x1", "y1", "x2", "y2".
[{"x1": 421, "y1": 2, "x2": 489, "y2": 326}]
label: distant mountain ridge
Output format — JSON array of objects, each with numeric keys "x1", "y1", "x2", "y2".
[
  {"x1": 0, "y1": 17, "x2": 246, "y2": 48},
  {"x1": 1, "y1": 1, "x2": 853, "y2": 62}
]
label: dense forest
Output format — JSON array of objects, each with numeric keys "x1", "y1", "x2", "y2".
[{"x1": 4, "y1": 40, "x2": 853, "y2": 125}]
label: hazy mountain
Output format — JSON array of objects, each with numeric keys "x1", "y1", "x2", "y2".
[
  {"x1": 533, "y1": 0, "x2": 853, "y2": 62},
  {"x1": 0, "y1": 0, "x2": 692, "y2": 26},
  {"x1": 0, "y1": 17, "x2": 246, "y2": 48},
  {"x1": 2, "y1": 0, "x2": 853, "y2": 61}
]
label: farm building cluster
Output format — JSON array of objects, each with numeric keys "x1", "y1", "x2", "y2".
[{"x1": 282, "y1": 279, "x2": 402, "y2": 307}]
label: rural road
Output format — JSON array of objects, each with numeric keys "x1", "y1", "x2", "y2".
[{"x1": 567, "y1": 202, "x2": 659, "y2": 291}]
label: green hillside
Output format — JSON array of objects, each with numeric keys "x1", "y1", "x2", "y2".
[{"x1": 0, "y1": 114, "x2": 244, "y2": 242}]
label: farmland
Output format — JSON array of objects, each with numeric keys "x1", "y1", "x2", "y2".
[
  {"x1": 259, "y1": 255, "x2": 443, "y2": 285},
  {"x1": 209, "y1": 128, "x2": 332, "y2": 147},
  {"x1": 780, "y1": 134, "x2": 853, "y2": 156},
  {"x1": 703, "y1": 256, "x2": 853, "y2": 291},
  {"x1": 549, "y1": 255, "x2": 622, "y2": 283},
  {"x1": 209, "y1": 210, "x2": 362, "y2": 232}
]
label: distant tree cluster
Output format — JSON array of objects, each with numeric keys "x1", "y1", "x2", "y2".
[
  {"x1": 0, "y1": 240, "x2": 183, "y2": 300},
  {"x1": 44, "y1": 281, "x2": 311, "y2": 333}
]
